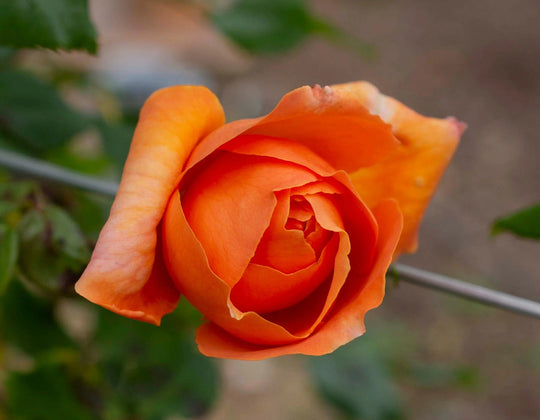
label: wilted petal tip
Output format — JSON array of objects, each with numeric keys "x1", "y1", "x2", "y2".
[
  {"x1": 446, "y1": 116, "x2": 468, "y2": 137},
  {"x1": 311, "y1": 83, "x2": 335, "y2": 103}
]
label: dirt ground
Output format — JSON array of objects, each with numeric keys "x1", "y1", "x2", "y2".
[{"x1": 87, "y1": 0, "x2": 540, "y2": 418}]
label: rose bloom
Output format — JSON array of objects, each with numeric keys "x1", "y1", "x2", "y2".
[{"x1": 76, "y1": 82, "x2": 464, "y2": 360}]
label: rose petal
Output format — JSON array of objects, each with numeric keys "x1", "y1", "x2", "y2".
[
  {"x1": 184, "y1": 85, "x2": 400, "y2": 173},
  {"x1": 293, "y1": 180, "x2": 378, "y2": 275},
  {"x1": 251, "y1": 191, "x2": 316, "y2": 274},
  {"x1": 77, "y1": 241, "x2": 179, "y2": 325},
  {"x1": 289, "y1": 195, "x2": 314, "y2": 222},
  {"x1": 75, "y1": 86, "x2": 225, "y2": 324},
  {"x1": 305, "y1": 220, "x2": 332, "y2": 258},
  {"x1": 263, "y1": 231, "x2": 349, "y2": 337},
  {"x1": 195, "y1": 199, "x2": 402, "y2": 359},
  {"x1": 332, "y1": 81, "x2": 464, "y2": 254},
  {"x1": 223, "y1": 135, "x2": 337, "y2": 176},
  {"x1": 182, "y1": 153, "x2": 319, "y2": 286},
  {"x1": 230, "y1": 233, "x2": 337, "y2": 313}
]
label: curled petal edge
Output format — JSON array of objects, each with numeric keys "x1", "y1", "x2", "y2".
[
  {"x1": 332, "y1": 81, "x2": 465, "y2": 254},
  {"x1": 185, "y1": 84, "x2": 399, "y2": 174},
  {"x1": 75, "y1": 86, "x2": 225, "y2": 325}
]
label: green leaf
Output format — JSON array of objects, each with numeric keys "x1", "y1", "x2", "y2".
[
  {"x1": 16, "y1": 210, "x2": 55, "y2": 288},
  {"x1": 492, "y1": 203, "x2": 540, "y2": 240},
  {"x1": 70, "y1": 191, "x2": 112, "y2": 241},
  {"x1": 45, "y1": 144, "x2": 110, "y2": 175},
  {"x1": 96, "y1": 307, "x2": 219, "y2": 419},
  {"x1": 308, "y1": 337, "x2": 403, "y2": 420},
  {"x1": 0, "y1": 180, "x2": 37, "y2": 206},
  {"x1": 0, "y1": 226, "x2": 19, "y2": 295},
  {"x1": 211, "y1": 0, "x2": 372, "y2": 56},
  {"x1": 0, "y1": 180, "x2": 38, "y2": 228},
  {"x1": 0, "y1": 280, "x2": 75, "y2": 356},
  {"x1": 0, "y1": 46, "x2": 16, "y2": 65},
  {"x1": 16, "y1": 208, "x2": 85, "y2": 292},
  {"x1": 0, "y1": 71, "x2": 89, "y2": 153},
  {"x1": 97, "y1": 120, "x2": 134, "y2": 169},
  {"x1": 0, "y1": 201, "x2": 19, "y2": 219},
  {"x1": 0, "y1": 225, "x2": 19, "y2": 293},
  {"x1": 17, "y1": 209, "x2": 46, "y2": 242},
  {"x1": 5, "y1": 363, "x2": 94, "y2": 420},
  {"x1": 44, "y1": 205, "x2": 90, "y2": 264},
  {"x1": 0, "y1": 0, "x2": 97, "y2": 53}
]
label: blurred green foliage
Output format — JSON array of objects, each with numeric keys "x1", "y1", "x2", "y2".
[
  {"x1": 0, "y1": 70, "x2": 90, "y2": 153},
  {"x1": 492, "y1": 203, "x2": 540, "y2": 240},
  {"x1": 1, "y1": 280, "x2": 218, "y2": 419},
  {"x1": 211, "y1": 0, "x2": 374, "y2": 57},
  {"x1": 6, "y1": 363, "x2": 95, "y2": 420},
  {"x1": 309, "y1": 336, "x2": 404, "y2": 420},
  {"x1": 1, "y1": 281, "x2": 76, "y2": 359},
  {"x1": 96, "y1": 121, "x2": 134, "y2": 170},
  {"x1": 0, "y1": 145, "x2": 218, "y2": 418},
  {"x1": 0, "y1": 225, "x2": 18, "y2": 293},
  {"x1": 0, "y1": 180, "x2": 90, "y2": 295},
  {"x1": 0, "y1": 0, "x2": 97, "y2": 53},
  {"x1": 308, "y1": 323, "x2": 480, "y2": 419},
  {"x1": 96, "y1": 308, "x2": 218, "y2": 419}
]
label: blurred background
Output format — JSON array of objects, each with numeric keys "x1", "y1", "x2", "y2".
[{"x1": 0, "y1": 0, "x2": 539, "y2": 419}]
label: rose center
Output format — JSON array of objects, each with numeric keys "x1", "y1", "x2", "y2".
[
  {"x1": 285, "y1": 195, "x2": 330, "y2": 259},
  {"x1": 231, "y1": 191, "x2": 336, "y2": 313}
]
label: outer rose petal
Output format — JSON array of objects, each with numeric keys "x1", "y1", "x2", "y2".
[
  {"x1": 184, "y1": 85, "x2": 400, "y2": 173},
  {"x1": 195, "y1": 200, "x2": 403, "y2": 360},
  {"x1": 332, "y1": 81, "x2": 465, "y2": 254},
  {"x1": 75, "y1": 86, "x2": 225, "y2": 325}
]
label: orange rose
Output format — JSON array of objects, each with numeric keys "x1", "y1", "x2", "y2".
[{"x1": 75, "y1": 82, "x2": 464, "y2": 360}]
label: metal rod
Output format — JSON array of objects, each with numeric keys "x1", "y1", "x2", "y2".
[
  {"x1": 0, "y1": 148, "x2": 118, "y2": 196},
  {"x1": 392, "y1": 263, "x2": 540, "y2": 318},
  {"x1": 1, "y1": 148, "x2": 539, "y2": 319}
]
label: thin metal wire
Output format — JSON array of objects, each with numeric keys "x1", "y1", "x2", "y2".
[
  {"x1": 0, "y1": 148, "x2": 118, "y2": 196},
  {"x1": 392, "y1": 263, "x2": 540, "y2": 318},
  {"x1": 1, "y1": 148, "x2": 539, "y2": 318}
]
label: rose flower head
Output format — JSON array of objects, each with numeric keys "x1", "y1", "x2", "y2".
[{"x1": 76, "y1": 82, "x2": 464, "y2": 360}]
